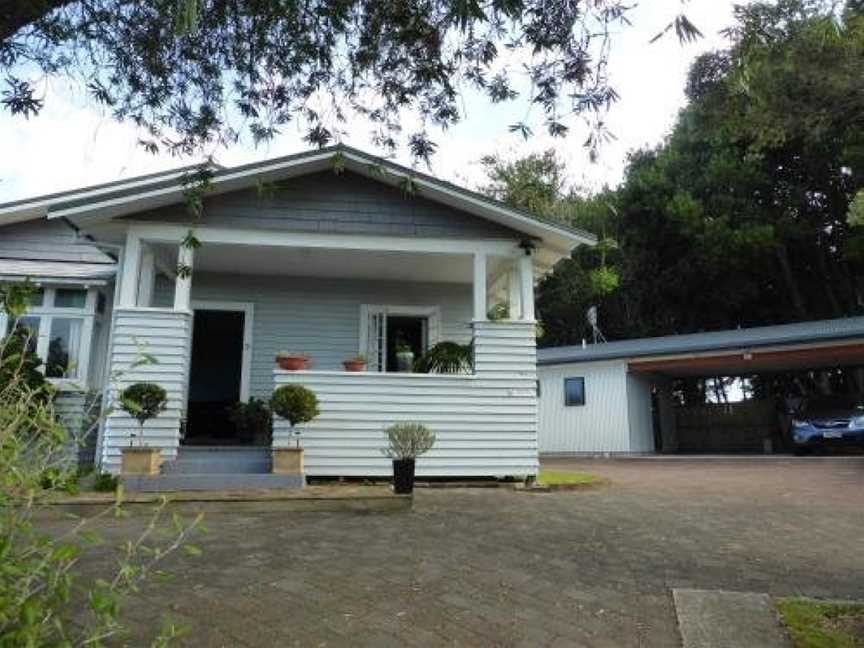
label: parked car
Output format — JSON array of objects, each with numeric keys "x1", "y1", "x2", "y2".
[{"x1": 790, "y1": 395, "x2": 864, "y2": 454}]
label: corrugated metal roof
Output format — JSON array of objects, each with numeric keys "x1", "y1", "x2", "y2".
[
  {"x1": 537, "y1": 317, "x2": 864, "y2": 365},
  {"x1": 0, "y1": 259, "x2": 116, "y2": 281}
]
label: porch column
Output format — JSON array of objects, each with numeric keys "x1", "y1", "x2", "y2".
[
  {"x1": 508, "y1": 266, "x2": 523, "y2": 320},
  {"x1": 518, "y1": 253, "x2": 535, "y2": 321},
  {"x1": 473, "y1": 252, "x2": 487, "y2": 321},
  {"x1": 137, "y1": 247, "x2": 156, "y2": 307},
  {"x1": 118, "y1": 231, "x2": 141, "y2": 307},
  {"x1": 173, "y1": 243, "x2": 195, "y2": 311}
]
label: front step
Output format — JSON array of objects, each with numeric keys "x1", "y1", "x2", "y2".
[
  {"x1": 122, "y1": 473, "x2": 305, "y2": 491},
  {"x1": 161, "y1": 446, "x2": 271, "y2": 475}
]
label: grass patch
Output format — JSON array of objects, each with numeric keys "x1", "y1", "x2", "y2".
[
  {"x1": 777, "y1": 598, "x2": 864, "y2": 648},
  {"x1": 537, "y1": 470, "x2": 602, "y2": 487}
]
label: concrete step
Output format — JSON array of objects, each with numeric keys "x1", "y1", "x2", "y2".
[
  {"x1": 162, "y1": 446, "x2": 272, "y2": 474},
  {"x1": 123, "y1": 473, "x2": 305, "y2": 491}
]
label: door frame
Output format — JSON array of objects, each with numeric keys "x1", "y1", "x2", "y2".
[{"x1": 190, "y1": 300, "x2": 254, "y2": 401}]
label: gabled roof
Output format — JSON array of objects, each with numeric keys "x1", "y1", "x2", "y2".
[
  {"x1": 537, "y1": 317, "x2": 864, "y2": 365},
  {"x1": 0, "y1": 145, "x2": 595, "y2": 254}
]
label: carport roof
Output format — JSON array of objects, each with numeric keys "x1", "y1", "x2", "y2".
[{"x1": 537, "y1": 317, "x2": 864, "y2": 366}]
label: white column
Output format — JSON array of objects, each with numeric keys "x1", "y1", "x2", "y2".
[
  {"x1": 137, "y1": 247, "x2": 156, "y2": 307},
  {"x1": 508, "y1": 265, "x2": 522, "y2": 320},
  {"x1": 473, "y1": 252, "x2": 487, "y2": 321},
  {"x1": 519, "y1": 253, "x2": 535, "y2": 321},
  {"x1": 173, "y1": 243, "x2": 195, "y2": 311},
  {"x1": 118, "y1": 231, "x2": 141, "y2": 307}
]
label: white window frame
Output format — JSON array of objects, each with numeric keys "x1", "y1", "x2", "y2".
[
  {"x1": 359, "y1": 304, "x2": 441, "y2": 373},
  {"x1": 0, "y1": 286, "x2": 102, "y2": 389}
]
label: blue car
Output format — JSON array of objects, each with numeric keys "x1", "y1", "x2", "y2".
[{"x1": 790, "y1": 395, "x2": 864, "y2": 454}]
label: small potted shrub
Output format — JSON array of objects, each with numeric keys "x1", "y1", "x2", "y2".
[
  {"x1": 342, "y1": 354, "x2": 367, "y2": 372},
  {"x1": 227, "y1": 397, "x2": 272, "y2": 445},
  {"x1": 275, "y1": 352, "x2": 309, "y2": 371},
  {"x1": 394, "y1": 335, "x2": 414, "y2": 372},
  {"x1": 382, "y1": 422, "x2": 435, "y2": 494},
  {"x1": 270, "y1": 384, "x2": 319, "y2": 475},
  {"x1": 119, "y1": 382, "x2": 168, "y2": 475}
]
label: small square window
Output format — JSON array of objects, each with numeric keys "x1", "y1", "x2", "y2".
[
  {"x1": 27, "y1": 288, "x2": 44, "y2": 307},
  {"x1": 564, "y1": 377, "x2": 585, "y2": 406},
  {"x1": 54, "y1": 288, "x2": 87, "y2": 308}
]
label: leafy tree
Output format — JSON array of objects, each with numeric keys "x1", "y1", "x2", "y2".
[{"x1": 0, "y1": 1, "x2": 700, "y2": 162}]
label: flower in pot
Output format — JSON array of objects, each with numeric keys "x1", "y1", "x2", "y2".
[
  {"x1": 118, "y1": 382, "x2": 167, "y2": 475},
  {"x1": 270, "y1": 384, "x2": 319, "y2": 475},
  {"x1": 394, "y1": 335, "x2": 414, "y2": 372},
  {"x1": 343, "y1": 354, "x2": 367, "y2": 372},
  {"x1": 275, "y1": 352, "x2": 309, "y2": 371},
  {"x1": 381, "y1": 422, "x2": 435, "y2": 494}
]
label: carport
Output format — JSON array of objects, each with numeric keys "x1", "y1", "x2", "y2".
[{"x1": 537, "y1": 317, "x2": 864, "y2": 454}]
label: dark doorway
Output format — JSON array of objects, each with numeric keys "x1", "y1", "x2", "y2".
[
  {"x1": 184, "y1": 309, "x2": 244, "y2": 445},
  {"x1": 386, "y1": 316, "x2": 426, "y2": 372}
]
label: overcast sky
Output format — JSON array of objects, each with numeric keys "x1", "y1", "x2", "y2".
[{"x1": 0, "y1": 0, "x2": 744, "y2": 203}]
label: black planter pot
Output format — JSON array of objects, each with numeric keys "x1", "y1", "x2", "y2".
[{"x1": 392, "y1": 458, "x2": 416, "y2": 494}]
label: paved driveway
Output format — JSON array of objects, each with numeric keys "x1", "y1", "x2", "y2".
[{"x1": 71, "y1": 458, "x2": 864, "y2": 647}]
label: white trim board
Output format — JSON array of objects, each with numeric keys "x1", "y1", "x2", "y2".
[{"x1": 190, "y1": 300, "x2": 254, "y2": 401}]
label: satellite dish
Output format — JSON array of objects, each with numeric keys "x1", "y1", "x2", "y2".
[{"x1": 586, "y1": 305, "x2": 606, "y2": 344}]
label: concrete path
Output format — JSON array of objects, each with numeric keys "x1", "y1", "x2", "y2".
[{"x1": 673, "y1": 589, "x2": 791, "y2": 648}]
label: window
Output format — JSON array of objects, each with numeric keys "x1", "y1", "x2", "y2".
[
  {"x1": 564, "y1": 377, "x2": 586, "y2": 406},
  {"x1": 54, "y1": 288, "x2": 87, "y2": 308},
  {"x1": 1, "y1": 286, "x2": 102, "y2": 386},
  {"x1": 46, "y1": 317, "x2": 83, "y2": 378}
]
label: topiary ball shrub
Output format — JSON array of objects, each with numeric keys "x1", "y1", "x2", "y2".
[
  {"x1": 382, "y1": 422, "x2": 436, "y2": 459},
  {"x1": 270, "y1": 385, "x2": 319, "y2": 448},
  {"x1": 119, "y1": 382, "x2": 167, "y2": 445}
]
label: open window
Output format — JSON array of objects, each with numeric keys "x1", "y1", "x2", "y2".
[{"x1": 360, "y1": 305, "x2": 441, "y2": 372}]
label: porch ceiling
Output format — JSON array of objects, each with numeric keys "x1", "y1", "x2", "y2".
[{"x1": 152, "y1": 241, "x2": 509, "y2": 284}]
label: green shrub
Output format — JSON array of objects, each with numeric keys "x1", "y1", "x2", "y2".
[
  {"x1": 382, "y1": 423, "x2": 436, "y2": 459},
  {"x1": 270, "y1": 385, "x2": 319, "y2": 447},
  {"x1": 92, "y1": 472, "x2": 119, "y2": 492},
  {"x1": 413, "y1": 341, "x2": 473, "y2": 374},
  {"x1": 227, "y1": 397, "x2": 273, "y2": 445},
  {"x1": 119, "y1": 382, "x2": 167, "y2": 445}
]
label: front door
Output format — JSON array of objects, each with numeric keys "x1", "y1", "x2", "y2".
[{"x1": 184, "y1": 307, "x2": 249, "y2": 445}]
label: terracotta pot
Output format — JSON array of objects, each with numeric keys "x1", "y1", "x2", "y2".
[
  {"x1": 276, "y1": 355, "x2": 308, "y2": 371},
  {"x1": 343, "y1": 360, "x2": 367, "y2": 372}
]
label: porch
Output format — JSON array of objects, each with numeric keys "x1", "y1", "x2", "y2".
[{"x1": 99, "y1": 223, "x2": 539, "y2": 478}]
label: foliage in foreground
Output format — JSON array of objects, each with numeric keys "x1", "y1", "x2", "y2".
[
  {"x1": 776, "y1": 598, "x2": 864, "y2": 648},
  {"x1": 0, "y1": 284, "x2": 202, "y2": 646}
]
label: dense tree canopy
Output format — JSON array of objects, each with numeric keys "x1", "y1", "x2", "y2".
[
  {"x1": 486, "y1": 0, "x2": 864, "y2": 348},
  {"x1": 0, "y1": 0, "x2": 700, "y2": 162}
]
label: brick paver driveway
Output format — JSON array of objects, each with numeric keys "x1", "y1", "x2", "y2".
[{"x1": 73, "y1": 458, "x2": 864, "y2": 647}]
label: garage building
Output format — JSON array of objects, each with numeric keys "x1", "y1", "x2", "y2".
[{"x1": 536, "y1": 317, "x2": 864, "y2": 454}]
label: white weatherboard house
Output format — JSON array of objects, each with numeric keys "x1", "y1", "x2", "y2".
[{"x1": 0, "y1": 145, "x2": 593, "y2": 482}]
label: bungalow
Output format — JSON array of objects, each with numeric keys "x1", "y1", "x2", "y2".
[{"x1": 0, "y1": 145, "x2": 593, "y2": 483}]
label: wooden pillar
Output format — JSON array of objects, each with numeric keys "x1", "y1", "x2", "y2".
[
  {"x1": 508, "y1": 266, "x2": 522, "y2": 320},
  {"x1": 473, "y1": 252, "x2": 487, "y2": 321},
  {"x1": 118, "y1": 231, "x2": 141, "y2": 307},
  {"x1": 173, "y1": 243, "x2": 195, "y2": 311},
  {"x1": 519, "y1": 253, "x2": 535, "y2": 321},
  {"x1": 137, "y1": 247, "x2": 156, "y2": 307}
]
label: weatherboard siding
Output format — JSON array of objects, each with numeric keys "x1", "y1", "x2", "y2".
[
  {"x1": 130, "y1": 171, "x2": 523, "y2": 239},
  {"x1": 0, "y1": 219, "x2": 113, "y2": 265},
  {"x1": 537, "y1": 361, "x2": 632, "y2": 453},
  {"x1": 189, "y1": 273, "x2": 474, "y2": 398},
  {"x1": 100, "y1": 308, "x2": 192, "y2": 473},
  {"x1": 273, "y1": 321, "x2": 538, "y2": 478}
]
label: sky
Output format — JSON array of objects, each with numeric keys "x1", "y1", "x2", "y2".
[{"x1": 0, "y1": 0, "x2": 745, "y2": 204}]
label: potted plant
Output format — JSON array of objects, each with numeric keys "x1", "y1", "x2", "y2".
[
  {"x1": 381, "y1": 422, "x2": 436, "y2": 494},
  {"x1": 275, "y1": 352, "x2": 309, "y2": 371},
  {"x1": 342, "y1": 354, "x2": 367, "y2": 372},
  {"x1": 270, "y1": 384, "x2": 319, "y2": 475},
  {"x1": 227, "y1": 397, "x2": 272, "y2": 445},
  {"x1": 118, "y1": 382, "x2": 168, "y2": 475},
  {"x1": 394, "y1": 335, "x2": 414, "y2": 372}
]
